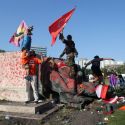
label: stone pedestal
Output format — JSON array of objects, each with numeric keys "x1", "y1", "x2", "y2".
[{"x1": 0, "y1": 52, "x2": 27, "y2": 102}]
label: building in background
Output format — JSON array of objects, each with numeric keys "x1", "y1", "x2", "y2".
[
  {"x1": 31, "y1": 46, "x2": 47, "y2": 57},
  {"x1": 76, "y1": 58, "x2": 90, "y2": 68}
]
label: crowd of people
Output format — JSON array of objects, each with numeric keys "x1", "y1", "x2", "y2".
[
  {"x1": 17, "y1": 25, "x2": 125, "y2": 105},
  {"x1": 108, "y1": 70, "x2": 125, "y2": 89},
  {"x1": 19, "y1": 28, "x2": 81, "y2": 104}
]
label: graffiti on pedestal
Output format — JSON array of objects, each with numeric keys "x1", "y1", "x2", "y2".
[{"x1": 0, "y1": 52, "x2": 26, "y2": 87}]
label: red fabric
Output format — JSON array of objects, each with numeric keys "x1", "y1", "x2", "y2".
[
  {"x1": 67, "y1": 78, "x2": 75, "y2": 90},
  {"x1": 57, "y1": 61, "x2": 67, "y2": 68},
  {"x1": 101, "y1": 85, "x2": 109, "y2": 99},
  {"x1": 49, "y1": 8, "x2": 75, "y2": 46},
  {"x1": 103, "y1": 111, "x2": 113, "y2": 115},
  {"x1": 77, "y1": 83, "x2": 95, "y2": 95},
  {"x1": 103, "y1": 96, "x2": 118, "y2": 104},
  {"x1": 50, "y1": 70, "x2": 71, "y2": 93}
]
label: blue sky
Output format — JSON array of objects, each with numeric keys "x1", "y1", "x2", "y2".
[{"x1": 0, "y1": 0, "x2": 125, "y2": 61}]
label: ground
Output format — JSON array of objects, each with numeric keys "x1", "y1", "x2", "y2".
[
  {"x1": 1, "y1": 100, "x2": 125, "y2": 125},
  {"x1": 42, "y1": 106, "x2": 105, "y2": 125},
  {"x1": 45, "y1": 100, "x2": 108, "y2": 125},
  {"x1": 0, "y1": 100, "x2": 106, "y2": 125},
  {"x1": 0, "y1": 93, "x2": 125, "y2": 125}
]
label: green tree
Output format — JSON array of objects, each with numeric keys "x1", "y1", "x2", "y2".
[
  {"x1": 102, "y1": 64, "x2": 125, "y2": 76},
  {"x1": 115, "y1": 64, "x2": 125, "y2": 74}
]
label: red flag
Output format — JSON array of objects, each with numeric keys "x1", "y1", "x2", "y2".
[
  {"x1": 96, "y1": 85, "x2": 109, "y2": 99},
  {"x1": 49, "y1": 8, "x2": 76, "y2": 46}
]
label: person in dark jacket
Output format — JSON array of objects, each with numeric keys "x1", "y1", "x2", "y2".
[
  {"x1": 85, "y1": 55, "x2": 114, "y2": 84},
  {"x1": 59, "y1": 33, "x2": 78, "y2": 66}
]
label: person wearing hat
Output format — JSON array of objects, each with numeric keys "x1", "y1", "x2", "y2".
[{"x1": 85, "y1": 55, "x2": 114, "y2": 84}]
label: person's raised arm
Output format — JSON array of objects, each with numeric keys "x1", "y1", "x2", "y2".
[
  {"x1": 59, "y1": 33, "x2": 64, "y2": 41},
  {"x1": 102, "y1": 58, "x2": 115, "y2": 61}
]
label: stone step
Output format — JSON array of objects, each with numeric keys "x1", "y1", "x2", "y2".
[
  {"x1": 0, "y1": 104, "x2": 64, "y2": 125},
  {"x1": 0, "y1": 100, "x2": 54, "y2": 114}
]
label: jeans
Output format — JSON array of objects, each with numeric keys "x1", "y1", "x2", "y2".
[{"x1": 25, "y1": 75, "x2": 39, "y2": 101}]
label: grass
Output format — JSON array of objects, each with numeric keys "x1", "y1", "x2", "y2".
[
  {"x1": 104, "y1": 78, "x2": 125, "y2": 125},
  {"x1": 108, "y1": 110, "x2": 125, "y2": 125}
]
